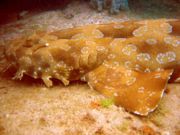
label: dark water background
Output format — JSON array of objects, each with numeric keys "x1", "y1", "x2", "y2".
[{"x1": 0, "y1": 0, "x2": 179, "y2": 25}]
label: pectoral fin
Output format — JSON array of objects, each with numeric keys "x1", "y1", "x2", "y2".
[{"x1": 86, "y1": 64, "x2": 173, "y2": 116}]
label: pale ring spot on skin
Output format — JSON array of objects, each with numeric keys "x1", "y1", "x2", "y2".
[
  {"x1": 107, "y1": 54, "x2": 116, "y2": 59},
  {"x1": 110, "y1": 38, "x2": 126, "y2": 47},
  {"x1": 164, "y1": 36, "x2": 173, "y2": 44},
  {"x1": 96, "y1": 45, "x2": 106, "y2": 52},
  {"x1": 138, "y1": 87, "x2": 145, "y2": 93},
  {"x1": 92, "y1": 29, "x2": 104, "y2": 38},
  {"x1": 172, "y1": 39, "x2": 180, "y2": 47},
  {"x1": 137, "y1": 53, "x2": 151, "y2": 62},
  {"x1": 145, "y1": 38, "x2": 157, "y2": 45},
  {"x1": 156, "y1": 51, "x2": 176, "y2": 64},
  {"x1": 160, "y1": 22, "x2": 173, "y2": 34},
  {"x1": 81, "y1": 46, "x2": 90, "y2": 54},
  {"x1": 122, "y1": 44, "x2": 137, "y2": 56},
  {"x1": 164, "y1": 36, "x2": 180, "y2": 47},
  {"x1": 133, "y1": 26, "x2": 148, "y2": 37}
]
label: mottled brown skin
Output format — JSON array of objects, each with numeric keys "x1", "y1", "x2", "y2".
[{"x1": 1, "y1": 19, "x2": 180, "y2": 116}]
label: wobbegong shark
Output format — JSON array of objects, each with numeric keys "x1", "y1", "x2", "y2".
[{"x1": 0, "y1": 19, "x2": 179, "y2": 116}]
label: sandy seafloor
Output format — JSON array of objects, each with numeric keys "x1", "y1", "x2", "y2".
[{"x1": 0, "y1": 1, "x2": 180, "y2": 135}]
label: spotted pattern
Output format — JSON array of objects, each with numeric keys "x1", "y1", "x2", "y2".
[
  {"x1": 146, "y1": 38, "x2": 157, "y2": 45},
  {"x1": 122, "y1": 44, "x2": 137, "y2": 56},
  {"x1": 96, "y1": 45, "x2": 106, "y2": 52},
  {"x1": 137, "y1": 53, "x2": 151, "y2": 62},
  {"x1": 110, "y1": 38, "x2": 126, "y2": 47},
  {"x1": 138, "y1": 87, "x2": 145, "y2": 93},
  {"x1": 172, "y1": 39, "x2": 180, "y2": 47},
  {"x1": 156, "y1": 51, "x2": 176, "y2": 64},
  {"x1": 164, "y1": 36, "x2": 180, "y2": 47},
  {"x1": 81, "y1": 46, "x2": 90, "y2": 54},
  {"x1": 92, "y1": 29, "x2": 104, "y2": 38},
  {"x1": 160, "y1": 22, "x2": 173, "y2": 33},
  {"x1": 133, "y1": 26, "x2": 148, "y2": 37},
  {"x1": 164, "y1": 36, "x2": 173, "y2": 44},
  {"x1": 107, "y1": 54, "x2": 116, "y2": 59}
]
